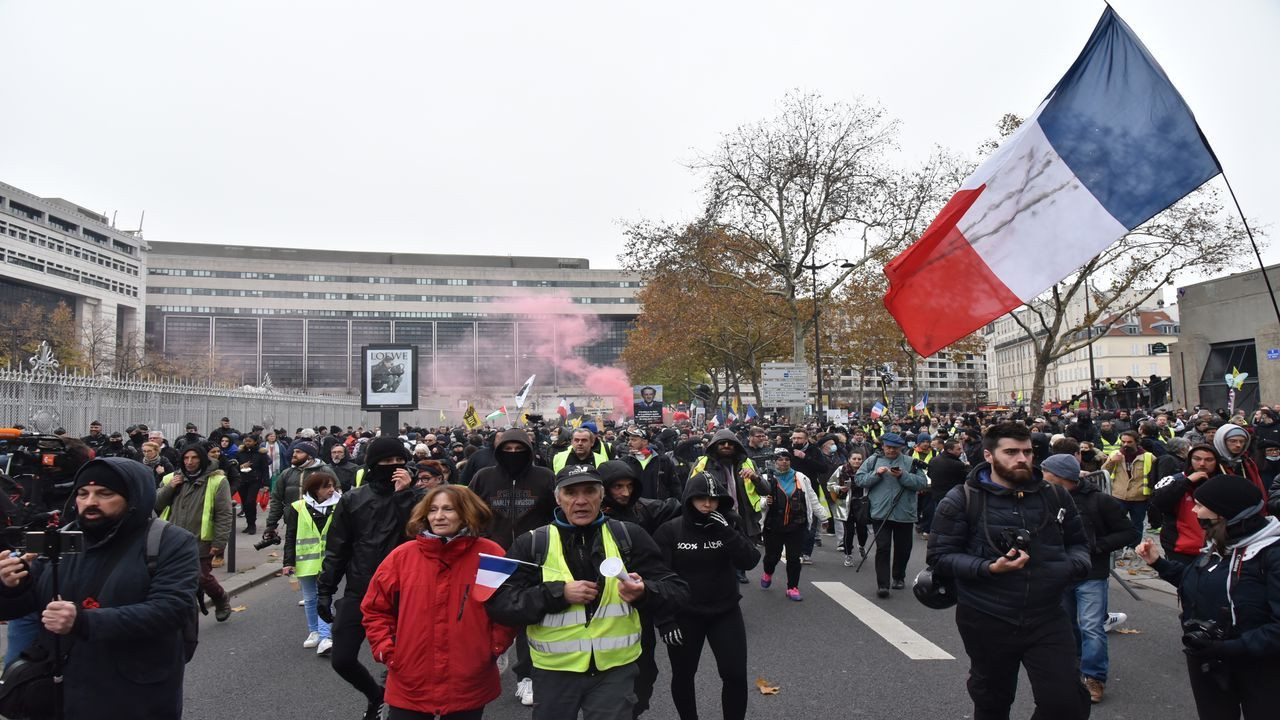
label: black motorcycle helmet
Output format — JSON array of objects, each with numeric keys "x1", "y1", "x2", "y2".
[{"x1": 912, "y1": 567, "x2": 957, "y2": 610}]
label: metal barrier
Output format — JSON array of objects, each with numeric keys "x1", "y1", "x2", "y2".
[{"x1": 0, "y1": 368, "x2": 380, "y2": 435}]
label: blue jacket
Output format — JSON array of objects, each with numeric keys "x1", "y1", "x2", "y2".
[
  {"x1": 0, "y1": 457, "x2": 200, "y2": 720},
  {"x1": 926, "y1": 463, "x2": 1091, "y2": 626},
  {"x1": 854, "y1": 452, "x2": 927, "y2": 523}
]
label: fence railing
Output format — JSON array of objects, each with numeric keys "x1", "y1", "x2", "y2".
[{"x1": 0, "y1": 369, "x2": 380, "y2": 437}]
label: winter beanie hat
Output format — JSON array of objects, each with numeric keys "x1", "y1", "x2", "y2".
[
  {"x1": 364, "y1": 436, "x2": 411, "y2": 468},
  {"x1": 1041, "y1": 454, "x2": 1081, "y2": 481},
  {"x1": 1193, "y1": 474, "x2": 1264, "y2": 523},
  {"x1": 289, "y1": 440, "x2": 318, "y2": 459}
]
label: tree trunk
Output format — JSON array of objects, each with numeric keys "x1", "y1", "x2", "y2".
[{"x1": 1031, "y1": 349, "x2": 1052, "y2": 412}]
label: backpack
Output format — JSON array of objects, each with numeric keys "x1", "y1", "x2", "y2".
[
  {"x1": 146, "y1": 519, "x2": 200, "y2": 663},
  {"x1": 529, "y1": 519, "x2": 634, "y2": 568}
]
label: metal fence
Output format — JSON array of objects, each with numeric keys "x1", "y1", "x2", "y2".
[{"x1": 0, "y1": 369, "x2": 380, "y2": 437}]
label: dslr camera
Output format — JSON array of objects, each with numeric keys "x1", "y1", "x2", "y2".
[
  {"x1": 0, "y1": 430, "x2": 83, "y2": 549},
  {"x1": 996, "y1": 527, "x2": 1033, "y2": 555},
  {"x1": 1181, "y1": 619, "x2": 1227, "y2": 648}
]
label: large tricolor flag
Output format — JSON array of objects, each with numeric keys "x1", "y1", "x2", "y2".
[
  {"x1": 870, "y1": 401, "x2": 886, "y2": 419},
  {"x1": 884, "y1": 8, "x2": 1220, "y2": 356}
]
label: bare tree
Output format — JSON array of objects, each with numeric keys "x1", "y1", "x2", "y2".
[{"x1": 1009, "y1": 186, "x2": 1260, "y2": 408}]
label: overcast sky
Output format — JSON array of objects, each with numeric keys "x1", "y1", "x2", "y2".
[{"x1": 3, "y1": 0, "x2": 1276, "y2": 280}]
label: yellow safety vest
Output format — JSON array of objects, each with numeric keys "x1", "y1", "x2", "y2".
[
  {"x1": 689, "y1": 456, "x2": 763, "y2": 512},
  {"x1": 160, "y1": 471, "x2": 225, "y2": 542},
  {"x1": 290, "y1": 499, "x2": 333, "y2": 577},
  {"x1": 527, "y1": 524, "x2": 642, "y2": 672},
  {"x1": 553, "y1": 447, "x2": 609, "y2": 474},
  {"x1": 355, "y1": 468, "x2": 365, "y2": 487}
]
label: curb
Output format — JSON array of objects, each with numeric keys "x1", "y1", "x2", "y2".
[{"x1": 224, "y1": 563, "x2": 284, "y2": 598}]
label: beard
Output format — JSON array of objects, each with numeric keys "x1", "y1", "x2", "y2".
[{"x1": 991, "y1": 457, "x2": 1033, "y2": 484}]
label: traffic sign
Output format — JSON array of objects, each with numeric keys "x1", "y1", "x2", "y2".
[
  {"x1": 1268, "y1": 348, "x2": 1280, "y2": 361},
  {"x1": 761, "y1": 362, "x2": 810, "y2": 406}
]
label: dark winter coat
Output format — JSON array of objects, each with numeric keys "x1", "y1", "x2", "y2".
[
  {"x1": 316, "y1": 475, "x2": 420, "y2": 599},
  {"x1": 653, "y1": 472, "x2": 760, "y2": 621},
  {"x1": 1152, "y1": 470, "x2": 1217, "y2": 557},
  {"x1": 469, "y1": 428, "x2": 557, "y2": 550},
  {"x1": 926, "y1": 463, "x2": 1091, "y2": 626},
  {"x1": 0, "y1": 458, "x2": 199, "y2": 720},
  {"x1": 620, "y1": 449, "x2": 683, "y2": 501},
  {"x1": 602, "y1": 471, "x2": 680, "y2": 534},
  {"x1": 927, "y1": 452, "x2": 969, "y2": 502},
  {"x1": 265, "y1": 459, "x2": 328, "y2": 530},
  {"x1": 1151, "y1": 517, "x2": 1280, "y2": 658},
  {"x1": 1069, "y1": 479, "x2": 1139, "y2": 580}
]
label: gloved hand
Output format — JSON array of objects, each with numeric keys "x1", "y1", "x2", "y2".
[
  {"x1": 1183, "y1": 635, "x2": 1244, "y2": 660},
  {"x1": 316, "y1": 594, "x2": 334, "y2": 624},
  {"x1": 706, "y1": 511, "x2": 730, "y2": 528},
  {"x1": 262, "y1": 527, "x2": 280, "y2": 542},
  {"x1": 661, "y1": 626, "x2": 683, "y2": 646}
]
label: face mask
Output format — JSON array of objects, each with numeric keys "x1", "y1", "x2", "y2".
[
  {"x1": 366, "y1": 465, "x2": 398, "y2": 486},
  {"x1": 1265, "y1": 453, "x2": 1280, "y2": 462},
  {"x1": 496, "y1": 448, "x2": 531, "y2": 474}
]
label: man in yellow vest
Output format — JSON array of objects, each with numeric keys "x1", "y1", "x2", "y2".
[
  {"x1": 486, "y1": 465, "x2": 690, "y2": 720},
  {"x1": 1102, "y1": 430, "x2": 1156, "y2": 553},
  {"x1": 553, "y1": 427, "x2": 611, "y2": 474},
  {"x1": 155, "y1": 442, "x2": 234, "y2": 621}
]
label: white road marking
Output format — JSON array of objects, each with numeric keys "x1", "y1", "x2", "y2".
[{"x1": 812, "y1": 581, "x2": 954, "y2": 660}]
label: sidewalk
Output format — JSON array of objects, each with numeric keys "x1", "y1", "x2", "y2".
[{"x1": 217, "y1": 509, "x2": 289, "y2": 598}]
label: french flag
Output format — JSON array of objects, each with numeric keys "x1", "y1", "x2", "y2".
[
  {"x1": 885, "y1": 8, "x2": 1220, "y2": 357},
  {"x1": 557, "y1": 397, "x2": 570, "y2": 419},
  {"x1": 474, "y1": 553, "x2": 523, "y2": 602}
]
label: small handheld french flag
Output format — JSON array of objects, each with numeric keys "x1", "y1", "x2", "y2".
[{"x1": 474, "y1": 553, "x2": 525, "y2": 602}]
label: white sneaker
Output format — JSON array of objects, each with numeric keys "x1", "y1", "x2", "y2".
[
  {"x1": 303, "y1": 631, "x2": 321, "y2": 648},
  {"x1": 298, "y1": 599, "x2": 305, "y2": 606},
  {"x1": 316, "y1": 637, "x2": 333, "y2": 655},
  {"x1": 843, "y1": 554, "x2": 854, "y2": 567},
  {"x1": 516, "y1": 677, "x2": 533, "y2": 706},
  {"x1": 1104, "y1": 612, "x2": 1128, "y2": 633},
  {"x1": 800, "y1": 555, "x2": 813, "y2": 565}
]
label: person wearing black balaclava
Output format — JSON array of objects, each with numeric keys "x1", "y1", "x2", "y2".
[
  {"x1": 315, "y1": 436, "x2": 419, "y2": 720},
  {"x1": 469, "y1": 427, "x2": 556, "y2": 707},
  {"x1": 1138, "y1": 474, "x2": 1280, "y2": 719}
]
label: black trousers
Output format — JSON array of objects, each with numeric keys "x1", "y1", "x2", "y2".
[
  {"x1": 955, "y1": 604, "x2": 1090, "y2": 720},
  {"x1": 330, "y1": 594, "x2": 383, "y2": 704},
  {"x1": 762, "y1": 527, "x2": 806, "y2": 589},
  {"x1": 634, "y1": 614, "x2": 657, "y2": 718},
  {"x1": 237, "y1": 480, "x2": 260, "y2": 529},
  {"x1": 388, "y1": 708, "x2": 483, "y2": 720},
  {"x1": 510, "y1": 627, "x2": 532, "y2": 680},
  {"x1": 873, "y1": 520, "x2": 914, "y2": 589},
  {"x1": 843, "y1": 500, "x2": 869, "y2": 551},
  {"x1": 1185, "y1": 654, "x2": 1280, "y2": 720},
  {"x1": 668, "y1": 606, "x2": 748, "y2": 720}
]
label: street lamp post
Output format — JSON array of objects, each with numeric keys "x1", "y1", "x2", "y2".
[{"x1": 793, "y1": 259, "x2": 855, "y2": 424}]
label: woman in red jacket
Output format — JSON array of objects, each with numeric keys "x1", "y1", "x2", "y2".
[{"x1": 362, "y1": 485, "x2": 516, "y2": 719}]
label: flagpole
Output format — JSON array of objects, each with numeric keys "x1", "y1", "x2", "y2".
[{"x1": 1220, "y1": 171, "x2": 1280, "y2": 325}]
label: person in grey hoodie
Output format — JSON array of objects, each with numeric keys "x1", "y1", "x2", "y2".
[{"x1": 855, "y1": 432, "x2": 928, "y2": 598}]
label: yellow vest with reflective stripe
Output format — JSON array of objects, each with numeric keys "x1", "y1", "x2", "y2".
[
  {"x1": 160, "y1": 471, "x2": 225, "y2": 541},
  {"x1": 688, "y1": 456, "x2": 763, "y2": 512},
  {"x1": 290, "y1": 499, "x2": 333, "y2": 577},
  {"x1": 552, "y1": 447, "x2": 609, "y2": 475},
  {"x1": 355, "y1": 468, "x2": 365, "y2": 487},
  {"x1": 527, "y1": 524, "x2": 642, "y2": 672}
]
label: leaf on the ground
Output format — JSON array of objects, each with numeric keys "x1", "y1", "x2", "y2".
[
  {"x1": 231, "y1": 605, "x2": 248, "y2": 613},
  {"x1": 1115, "y1": 628, "x2": 1141, "y2": 635},
  {"x1": 268, "y1": 552, "x2": 280, "y2": 558},
  {"x1": 755, "y1": 677, "x2": 780, "y2": 695}
]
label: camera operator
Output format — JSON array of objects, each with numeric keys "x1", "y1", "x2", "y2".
[
  {"x1": 927, "y1": 422, "x2": 1092, "y2": 719},
  {"x1": 0, "y1": 457, "x2": 199, "y2": 720},
  {"x1": 1136, "y1": 474, "x2": 1280, "y2": 719}
]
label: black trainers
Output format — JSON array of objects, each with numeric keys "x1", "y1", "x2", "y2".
[
  {"x1": 891, "y1": 579, "x2": 906, "y2": 590},
  {"x1": 362, "y1": 697, "x2": 385, "y2": 720},
  {"x1": 877, "y1": 587, "x2": 890, "y2": 599}
]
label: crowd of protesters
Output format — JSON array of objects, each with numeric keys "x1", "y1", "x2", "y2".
[{"x1": 0, "y1": 399, "x2": 1276, "y2": 719}]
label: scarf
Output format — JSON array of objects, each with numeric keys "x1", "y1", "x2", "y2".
[
  {"x1": 775, "y1": 468, "x2": 797, "y2": 496},
  {"x1": 304, "y1": 490, "x2": 341, "y2": 512},
  {"x1": 419, "y1": 526, "x2": 471, "y2": 544}
]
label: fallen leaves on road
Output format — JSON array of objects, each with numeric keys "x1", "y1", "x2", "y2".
[
  {"x1": 231, "y1": 606, "x2": 248, "y2": 613},
  {"x1": 755, "y1": 678, "x2": 780, "y2": 695},
  {"x1": 1115, "y1": 628, "x2": 1141, "y2": 635}
]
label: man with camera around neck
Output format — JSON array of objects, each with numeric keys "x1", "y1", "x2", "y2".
[{"x1": 927, "y1": 422, "x2": 1094, "y2": 720}]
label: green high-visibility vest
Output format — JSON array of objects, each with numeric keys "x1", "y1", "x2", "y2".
[
  {"x1": 355, "y1": 468, "x2": 365, "y2": 487},
  {"x1": 552, "y1": 447, "x2": 609, "y2": 474},
  {"x1": 160, "y1": 471, "x2": 225, "y2": 541},
  {"x1": 290, "y1": 499, "x2": 333, "y2": 577},
  {"x1": 526, "y1": 524, "x2": 641, "y2": 672}
]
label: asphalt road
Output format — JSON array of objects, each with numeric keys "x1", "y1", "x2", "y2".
[{"x1": 184, "y1": 534, "x2": 1194, "y2": 720}]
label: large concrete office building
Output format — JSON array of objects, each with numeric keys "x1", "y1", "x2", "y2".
[
  {"x1": 145, "y1": 241, "x2": 642, "y2": 398},
  {"x1": 1171, "y1": 264, "x2": 1279, "y2": 413},
  {"x1": 0, "y1": 181, "x2": 146, "y2": 354}
]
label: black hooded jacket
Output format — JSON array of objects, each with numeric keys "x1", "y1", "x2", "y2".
[
  {"x1": 600, "y1": 460, "x2": 680, "y2": 533},
  {"x1": 316, "y1": 463, "x2": 421, "y2": 599},
  {"x1": 653, "y1": 472, "x2": 760, "y2": 620},
  {"x1": 926, "y1": 463, "x2": 1091, "y2": 626},
  {"x1": 470, "y1": 428, "x2": 557, "y2": 550},
  {"x1": 0, "y1": 458, "x2": 199, "y2": 720}
]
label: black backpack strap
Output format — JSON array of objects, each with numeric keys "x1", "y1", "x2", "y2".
[
  {"x1": 531, "y1": 526, "x2": 550, "y2": 566},
  {"x1": 146, "y1": 518, "x2": 169, "y2": 575},
  {"x1": 606, "y1": 519, "x2": 633, "y2": 557}
]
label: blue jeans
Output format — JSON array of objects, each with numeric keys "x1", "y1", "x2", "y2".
[
  {"x1": 298, "y1": 575, "x2": 331, "y2": 639},
  {"x1": 801, "y1": 517, "x2": 820, "y2": 556},
  {"x1": 4, "y1": 612, "x2": 40, "y2": 665},
  {"x1": 1063, "y1": 578, "x2": 1109, "y2": 682},
  {"x1": 1121, "y1": 500, "x2": 1147, "y2": 547}
]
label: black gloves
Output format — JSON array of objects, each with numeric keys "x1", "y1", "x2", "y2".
[
  {"x1": 706, "y1": 511, "x2": 730, "y2": 528},
  {"x1": 661, "y1": 626, "x2": 683, "y2": 646},
  {"x1": 1183, "y1": 634, "x2": 1244, "y2": 660},
  {"x1": 316, "y1": 594, "x2": 334, "y2": 624}
]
